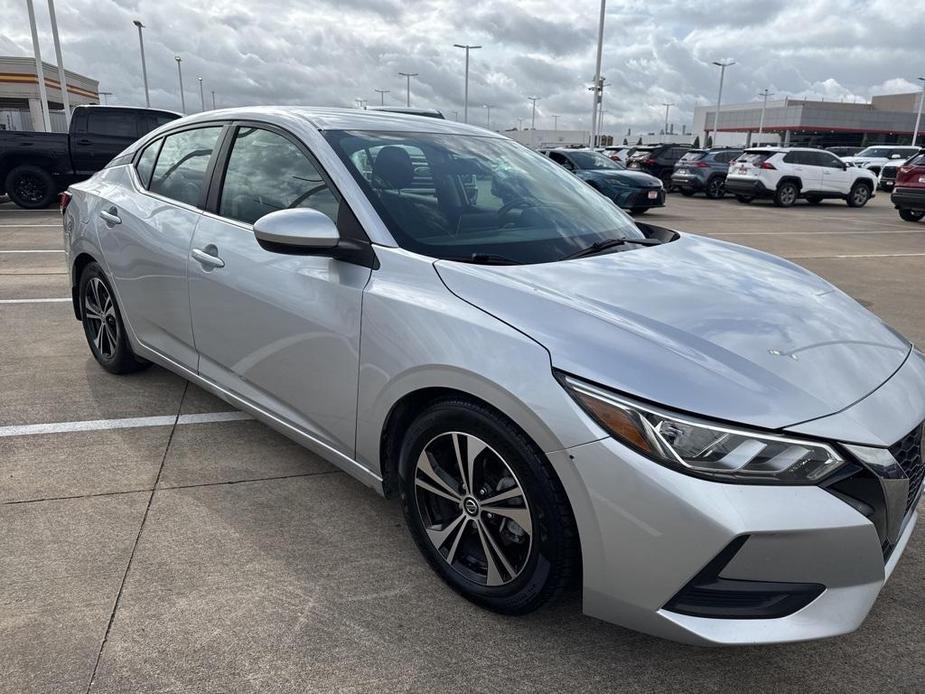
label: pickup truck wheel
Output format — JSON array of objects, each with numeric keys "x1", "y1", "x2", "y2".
[
  {"x1": 847, "y1": 182, "x2": 871, "y2": 208},
  {"x1": 774, "y1": 181, "x2": 799, "y2": 207},
  {"x1": 898, "y1": 209, "x2": 925, "y2": 222},
  {"x1": 5, "y1": 164, "x2": 56, "y2": 209}
]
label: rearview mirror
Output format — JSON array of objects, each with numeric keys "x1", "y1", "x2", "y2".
[{"x1": 253, "y1": 208, "x2": 339, "y2": 253}]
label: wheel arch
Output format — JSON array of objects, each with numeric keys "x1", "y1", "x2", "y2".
[
  {"x1": 71, "y1": 252, "x2": 98, "y2": 320},
  {"x1": 0, "y1": 154, "x2": 56, "y2": 185},
  {"x1": 776, "y1": 175, "x2": 802, "y2": 191}
]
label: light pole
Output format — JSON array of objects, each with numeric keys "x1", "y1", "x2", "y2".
[
  {"x1": 175, "y1": 56, "x2": 186, "y2": 114},
  {"x1": 25, "y1": 0, "x2": 51, "y2": 132},
  {"x1": 757, "y1": 88, "x2": 773, "y2": 141},
  {"x1": 133, "y1": 20, "x2": 150, "y2": 107},
  {"x1": 374, "y1": 89, "x2": 390, "y2": 106},
  {"x1": 710, "y1": 59, "x2": 734, "y2": 146},
  {"x1": 197, "y1": 76, "x2": 205, "y2": 111},
  {"x1": 553, "y1": 114, "x2": 559, "y2": 131},
  {"x1": 398, "y1": 72, "x2": 418, "y2": 108},
  {"x1": 528, "y1": 97, "x2": 540, "y2": 149},
  {"x1": 661, "y1": 103, "x2": 674, "y2": 135},
  {"x1": 912, "y1": 77, "x2": 925, "y2": 146},
  {"x1": 211, "y1": 90, "x2": 216, "y2": 109},
  {"x1": 453, "y1": 43, "x2": 481, "y2": 123},
  {"x1": 99, "y1": 91, "x2": 112, "y2": 104},
  {"x1": 483, "y1": 104, "x2": 491, "y2": 129},
  {"x1": 47, "y1": 0, "x2": 71, "y2": 121},
  {"x1": 590, "y1": 0, "x2": 606, "y2": 147}
]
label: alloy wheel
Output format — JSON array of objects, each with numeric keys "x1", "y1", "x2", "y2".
[
  {"x1": 84, "y1": 277, "x2": 119, "y2": 359},
  {"x1": 852, "y1": 186, "x2": 869, "y2": 206},
  {"x1": 14, "y1": 174, "x2": 46, "y2": 205},
  {"x1": 413, "y1": 432, "x2": 533, "y2": 587}
]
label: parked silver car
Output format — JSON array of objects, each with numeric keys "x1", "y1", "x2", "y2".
[{"x1": 63, "y1": 107, "x2": 923, "y2": 646}]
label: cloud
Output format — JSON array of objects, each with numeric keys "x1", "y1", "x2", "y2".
[{"x1": 0, "y1": 0, "x2": 921, "y2": 135}]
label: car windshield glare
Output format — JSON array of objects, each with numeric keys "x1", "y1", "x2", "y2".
[
  {"x1": 325, "y1": 130, "x2": 646, "y2": 264},
  {"x1": 567, "y1": 151, "x2": 624, "y2": 170}
]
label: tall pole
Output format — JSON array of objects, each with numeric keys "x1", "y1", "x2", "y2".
[
  {"x1": 590, "y1": 0, "x2": 606, "y2": 148},
  {"x1": 374, "y1": 89, "x2": 389, "y2": 105},
  {"x1": 197, "y1": 76, "x2": 204, "y2": 111},
  {"x1": 757, "y1": 88, "x2": 773, "y2": 140},
  {"x1": 398, "y1": 72, "x2": 417, "y2": 108},
  {"x1": 99, "y1": 91, "x2": 112, "y2": 104},
  {"x1": 25, "y1": 0, "x2": 51, "y2": 132},
  {"x1": 211, "y1": 90, "x2": 216, "y2": 109},
  {"x1": 47, "y1": 0, "x2": 70, "y2": 121},
  {"x1": 553, "y1": 114, "x2": 559, "y2": 131},
  {"x1": 175, "y1": 56, "x2": 185, "y2": 114},
  {"x1": 133, "y1": 21, "x2": 150, "y2": 107},
  {"x1": 912, "y1": 77, "x2": 925, "y2": 147},
  {"x1": 483, "y1": 104, "x2": 491, "y2": 129},
  {"x1": 597, "y1": 81, "x2": 605, "y2": 145},
  {"x1": 661, "y1": 102, "x2": 673, "y2": 135},
  {"x1": 529, "y1": 97, "x2": 539, "y2": 149},
  {"x1": 710, "y1": 59, "x2": 734, "y2": 146},
  {"x1": 453, "y1": 44, "x2": 481, "y2": 123}
]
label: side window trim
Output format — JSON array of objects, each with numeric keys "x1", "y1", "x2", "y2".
[
  {"x1": 135, "y1": 137, "x2": 163, "y2": 188},
  {"x1": 204, "y1": 120, "x2": 370, "y2": 245}
]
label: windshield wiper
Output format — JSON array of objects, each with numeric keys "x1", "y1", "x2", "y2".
[
  {"x1": 441, "y1": 253, "x2": 521, "y2": 265},
  {"x1": 562, "y1": 236, "x2": 662, "y2": 260}
]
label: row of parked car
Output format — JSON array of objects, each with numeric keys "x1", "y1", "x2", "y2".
[{"x1": 541, "y1": 141, "x2": 924, "y2": 222}]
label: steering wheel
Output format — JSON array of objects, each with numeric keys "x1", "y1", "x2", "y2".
[{"x1": 497, "y1": 198, "x2": 535, "y2": 219}]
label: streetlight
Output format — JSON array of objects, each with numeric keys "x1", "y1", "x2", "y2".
[
  {"x1": 374, "y1": 89, "x2": 390, "y2": 106},
  {"x1": 47, "y1": 0, "x2": 71, "y2": 121},
  {"x1": 553, "y1": 114, "x2": 559, "y2": 131},
  {"x1": 453, "y1": 43, "x2": 481, "y2": 123},
  {"x1": 211, "y1": 90, "x2": 216, "y2": 109},
  {"x1": 197, "y1": 76, "x2": 205, "y2": 111},
  {"x1": 661, "y1": 102, "x2": 674, "y2": 135},
  {"x1": 175, "y1": 56, "x2": 186, "y2": 114},
  {"x1": 483, "y1": 104, "x2": 491, "y2": 129},
  {"x1": 590, "y1": 0, "x2": 606, "y2": 147},
  {"x1": 710, "y1": 59, "x2": 735, "y2": 146},
  {"x1": 133, "y1": 20, "x2": 150, "y2": 107},
  {"x1": 757, "y1": 88, "x2": 774, "y2": 141},
  {"x1": 912, "y1": 77, "x2": 925, "y2": 147},
  {"x1": 528, "y1": 97, "x2": 540, "y2": 149},
  {"x1": 25, "y1": 0, "x2": 51, "y2": 132},
  {"x1": 398, "y1": 72, "x2": 418, "y2": 108}
]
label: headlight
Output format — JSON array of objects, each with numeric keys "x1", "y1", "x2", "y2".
[{"x1": 560, "y1": 375, "x2": 845, "y2": 484}]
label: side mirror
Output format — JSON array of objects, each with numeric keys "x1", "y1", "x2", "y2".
[
  {"x1": 841, "y1": 161, "x2": 848, "y2": 170},
  {"x1": 253, "y1": 208, "x2": 339, "y2": 254}
]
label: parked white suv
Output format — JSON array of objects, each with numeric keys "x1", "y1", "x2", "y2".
[
  {"x1": 725, "y1": 147, "x2": 878, "y2": 207},
  {"x1": 842, "y1": 146, "x2": 921, "y2": 176}
]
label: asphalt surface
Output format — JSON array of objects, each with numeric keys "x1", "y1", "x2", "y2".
[{"x1": 1, "y1": 192, "x2": 923, "y2": 693}]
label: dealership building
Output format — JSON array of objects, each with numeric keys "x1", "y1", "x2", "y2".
[
  {"x1": 0, "y1": 55, "x2": 100, "y2": 132},
  {"x1": 693, "y1": 91, "x2": 924, "y2": 148}
]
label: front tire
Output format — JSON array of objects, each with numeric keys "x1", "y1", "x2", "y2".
[
  {"x1": 847, "y1": 182, "x2": 871, "y2": 208},
  {"x1": 5, "y1": 164, "x2": 56, "y2": 209},
  {"x1": 399, "y1": 399, "x2": 578, "y2": 615},
  {"x1": 899, "y1": 208, "x2": 925, "y2": 222},
  {"x1": 79, "y1": 263, "x2": 150, "y2": 374},
  {"x1": 774, "y1": 181, "x2": 799, "y2": 207}
]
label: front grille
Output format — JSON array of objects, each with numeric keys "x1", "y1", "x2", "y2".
[
  {"x1": 881, "y1": 165, "x2": 899, "y2": 181},
  {"x1": 889, "y1": 424, "x2": 925, "y2": 515}
]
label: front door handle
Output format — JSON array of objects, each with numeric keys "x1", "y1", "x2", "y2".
[
  {"x1": 192, "y1": 246, "x2": 225, "y2": 269},
  {"x1": 99, "y1": 207, "x2": 121, "y2": 225}
]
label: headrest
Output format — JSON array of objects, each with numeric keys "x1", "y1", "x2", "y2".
[{"x1": 372, "y1": 146, "x2": 414, "y2": 189}]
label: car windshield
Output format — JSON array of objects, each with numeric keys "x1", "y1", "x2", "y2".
[
  {"x1": 325, "y1": 131, "x2": 646, "y2": 264},
  {"x1": 857, "y1": 147, "x2": 907, "y2": 158},
  {"x1": 566, "y1": 151, "x2": 624, "y2": 170}
]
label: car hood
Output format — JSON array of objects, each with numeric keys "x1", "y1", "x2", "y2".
[
  {"x1": 842, "y1": 156, "x2": 886, "y2": 167},
  {"x1": 576, "y1": 170, "x2": 661, "y2": 187},
  {"x1": 435, "y1": 233, "x2": 910, "y2": 430}
]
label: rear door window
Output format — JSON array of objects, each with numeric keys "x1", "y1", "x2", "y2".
[
  {"x1": 149, "y1": 127, "x2": 222, "y2": 207},
  {"x1": 814, "y1": 151, "x2": 844, "y2": 168}
]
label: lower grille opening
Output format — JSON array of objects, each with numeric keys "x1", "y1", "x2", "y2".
[{"x1": 663, "y1": 536, "x2": 825, "y2": 620}]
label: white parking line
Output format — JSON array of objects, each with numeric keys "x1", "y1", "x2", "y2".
[
  {"x1": 715, "y1": 229, "x2": 925, "y2": 236},
  {"x1": 790, "y1": 253, "x2": 925, "y2": 259},
  {"x1": 0, "y1": 410, "x2": 252, "y2": 438},
  {"x1": 0, "y1": 249, "x2": 64, "y2": 253},
  {"x1": 0, "y1": 224, "x2": 61, "y2": 228},
  {"x1": 0, "y1": 297, "x2": 70, "y2": 304}
]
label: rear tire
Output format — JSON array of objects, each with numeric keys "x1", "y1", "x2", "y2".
[
  {"x1": 847, "y1": 182, "x2": 871, "y2": 208},
  {"x1": 774, "y1": 181, "x2": 799, "y2": 207},
  {"x1": 898, "y1": 208, "x2": 925, "y2": 222},
  {"x1": 5, "y1": 164, "x2": 56, "y2": 209},
  {"x1": 78, "y1": 263, "x2": 150, "y2": 375},
  {"x1": 705, "y1": 177, "x2": 725, "y2": 199},
  {"x1": 399, "y1": 398, "x2": 578, "y2": 616}
]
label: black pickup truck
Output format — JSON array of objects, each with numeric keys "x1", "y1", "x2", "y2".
[{"x1": 0, "y1": 104, "x2": 179, "y2": 208}]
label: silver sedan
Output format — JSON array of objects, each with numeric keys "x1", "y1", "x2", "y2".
[{"x1": 63, "y1": 107, "x2": 924, "y2": 645}]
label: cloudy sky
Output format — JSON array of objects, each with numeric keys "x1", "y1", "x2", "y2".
[{"x1": 1, "y1": 0, "x2": 922, "y2": 135}]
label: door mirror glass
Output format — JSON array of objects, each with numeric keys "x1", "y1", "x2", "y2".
[{"x1": 253, "y1": 208, "x2": 340, "y2": 253}]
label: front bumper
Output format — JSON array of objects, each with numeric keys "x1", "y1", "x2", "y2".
[
  {"x1": 610, "y1": 187, "x2": 665, "y2": 210},
  {"x1": 546, "y1": 353, "x2": 925, "y2": 645},
  {"x1": 892, "y1": 187, "x2": 925, "y2": 211}
]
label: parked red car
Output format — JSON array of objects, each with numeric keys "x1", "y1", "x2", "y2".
[{"x1": 892, "y1": 149, "x2": 925, "y2": 222}]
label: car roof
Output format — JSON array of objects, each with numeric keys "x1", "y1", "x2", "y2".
[
  {"x1": 169, "y1": 106, "x2": 494, "y2": 136},
  {"x1": 75, "y1": 104, "x2": 182, "y2": 116}
]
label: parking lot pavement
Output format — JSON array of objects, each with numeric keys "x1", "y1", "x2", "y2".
[{"x1": 1, "y1": 196, "x2": 923, "y2": 693}]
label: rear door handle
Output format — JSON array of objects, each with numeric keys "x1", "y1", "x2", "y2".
[
  {"x1": 99, "y1": 207, "x2": 121, "y2": 225},
  {"x1": 191, "y1": 246, "x2": 225, "y2": 269}
]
